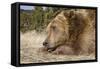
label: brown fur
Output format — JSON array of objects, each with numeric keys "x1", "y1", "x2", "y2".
[{"x1": 43, "y1": 9, "x2": 95, "y2": 55}]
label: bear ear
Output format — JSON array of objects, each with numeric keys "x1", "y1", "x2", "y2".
[
  {"x1": 53, "y1": 10, "x2": 62, "y2": 18},
  {"x1": 63, "y1": 10, "x2": 76, "y2": 19}
]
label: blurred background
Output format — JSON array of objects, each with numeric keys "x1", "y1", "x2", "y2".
[{"x1": 20, "y1": 5, "x2": 70, "y2": 32}]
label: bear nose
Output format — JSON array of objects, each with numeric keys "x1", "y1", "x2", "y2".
[{"x1": 43, "y1": 42, "x2": 48, "y2": 46}]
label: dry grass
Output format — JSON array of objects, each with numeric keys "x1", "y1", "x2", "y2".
[{"x1": 20, "y1": 30, "x2": 95, "y2": 64}]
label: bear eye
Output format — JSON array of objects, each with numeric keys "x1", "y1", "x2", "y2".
[{"x1": 51, "y1": 26, "x2": 56, "y2": 30}]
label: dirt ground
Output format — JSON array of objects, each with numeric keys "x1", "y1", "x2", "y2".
[{"x1": 20, "y1": 31, "x2": 95, "y2": 64}]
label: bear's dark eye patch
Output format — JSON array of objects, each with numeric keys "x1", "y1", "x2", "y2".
[
  {"x1": 51, "y1": 26, "x2": 56, "y2": 30},
  {"x1": 51, "y1": 25, "x2": 59, "y2": 33}
]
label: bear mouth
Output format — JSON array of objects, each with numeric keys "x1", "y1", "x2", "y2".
[
  {"x1": 47, "y1": 48, "x2": 55, "y2": 52},
  {"x1": 44, "y1": 43, "x2": 64, "y2": 52},
  {"x1": 46, "y1": 46, "x2": 58, "y2": 52},
  {"x1": 44, "y1": 43, "x2": 65, "y2": 52}
]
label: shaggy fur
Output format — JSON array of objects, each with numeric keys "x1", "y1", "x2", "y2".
[{"x1": 43, "y1": 9, "x2": 95, "y2": 55}]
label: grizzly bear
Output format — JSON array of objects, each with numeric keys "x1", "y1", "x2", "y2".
[{"x1": 43, "y1": 9, "x2": 95, "y2": 55}]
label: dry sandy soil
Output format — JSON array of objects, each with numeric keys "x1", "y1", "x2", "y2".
[{"x1": 20, "y1": 30, "x2": 95, "y2": 64}]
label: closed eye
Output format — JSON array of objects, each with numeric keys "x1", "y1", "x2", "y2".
[
  {"x1": 51, "y1": 26, "x2": 56, "y2": 30},
  {"x1": 51, "y1": 25, "x2": 59, "y2": 33}
]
